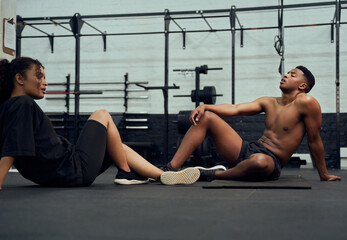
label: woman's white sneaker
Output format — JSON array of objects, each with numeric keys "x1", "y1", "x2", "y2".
[{"x1": 160, "y1": 167, "x2": 200, "y2": 185}]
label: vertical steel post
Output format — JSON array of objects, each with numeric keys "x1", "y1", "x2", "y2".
[
  {"x1": 16, "y1": 16, "x2": 25, "y2": 57},
  {"x1": 195, "y1": 67, "x2": 200, "y2": 108},
  {"x1": 66, "y1": 74, "x2": 70, "y2": 114},
  {"x1": 279, "y1": 0, "x2": 285, "y2": 76},
  {"x1": 164, "y1": 10, "x2": 170, "y2": 162},
  {"x1": 69, "y1": 13, "x2": 84, "y2": 142},
  {"x1": 230, "y1": 6, "x2": 236, "y2": 104},
  {"x1": 124, "y1": 73, "x2": 129, "y2": 113},
  {"x1": 335, "y1": 0, "x2": 341, "y2": 168}
]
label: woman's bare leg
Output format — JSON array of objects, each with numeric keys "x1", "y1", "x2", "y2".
[
  {"x1": 122, "y1": 144, "x2": 163, "y2": 179},
  {"x1": 88, "y1": 109, "x2": 130, "y2": 172},
  {"x1": 88, "y1": 109, "x2": 200, "y2": 185},
  {"x1": 88, "y1": 109, "x2": 164, "y2": 179}
]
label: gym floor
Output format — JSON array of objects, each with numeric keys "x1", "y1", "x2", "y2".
[{"x1": 1, "y1": 167, "x2": 346, "y2": 240}]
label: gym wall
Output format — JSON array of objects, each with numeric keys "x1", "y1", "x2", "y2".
[
  {"x1": 0, "y1": 0, "x2": 16, "y2": 61},
  {"x1": 16, "y1": 0, "x2": 346, "y2": 114}
]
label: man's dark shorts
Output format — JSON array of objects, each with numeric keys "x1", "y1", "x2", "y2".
[{"x1": 235, "y1": 141, "x2": 283, "y2": 180}]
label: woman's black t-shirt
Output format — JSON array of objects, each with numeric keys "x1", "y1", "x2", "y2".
[{"x1": 0, "y1": 96, "x2": 82, "y2": 186}]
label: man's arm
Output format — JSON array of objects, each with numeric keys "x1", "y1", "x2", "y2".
[
  {"x1": 301, "y1": 95, "x2": 341, "y2": 181},
  {"x1": 0, "y1": 156, "x2": 15, "y2": 190},
  {"x1": 190, "y1": 98, "x2": 266, "y2": 125}
]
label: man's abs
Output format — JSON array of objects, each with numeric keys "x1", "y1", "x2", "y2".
[{"x1": 258, "y1": 129, "x2": 305, "y2": 166}]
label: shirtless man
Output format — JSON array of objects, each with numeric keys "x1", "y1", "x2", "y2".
[{"x1": 167, "y1": 66, "x2": 341, "y2": 181}]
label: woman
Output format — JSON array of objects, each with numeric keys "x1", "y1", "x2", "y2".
[{"x1": 0, "y1": 57, "x2": 200, "y2": 189}]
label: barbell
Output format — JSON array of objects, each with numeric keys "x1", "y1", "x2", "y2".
[
  {"x1": 46, "y1": 90, "x2": 103, "y2": 95},
  {"x1": 173, "y1": 86, "x2": 222, "y2": 104},
  {"x1": 45, "y1": 90, "x2": 148, "y2": 100}
]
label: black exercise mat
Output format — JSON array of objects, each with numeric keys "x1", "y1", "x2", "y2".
[{"x1": 202, "y1": 175, "x2": 311, "y2": 189}]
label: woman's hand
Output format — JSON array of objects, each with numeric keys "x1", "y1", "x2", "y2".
[
  {"x1": 0, "y1": 156, "x2": 15, "y2": 190},
  {"x1": 190, "y1": 105, "x2": 206, "y2": 126}
]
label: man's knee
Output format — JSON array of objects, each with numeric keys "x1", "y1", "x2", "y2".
[
  {"x1": 200, "y1": 111, "x2": 219, "y2": 126},
  {"x1": 248, "y1": 154, "x2": 274, "y2": 173}
]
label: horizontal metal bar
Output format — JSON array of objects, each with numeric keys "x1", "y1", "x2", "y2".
[
  {"x1": 127, "y1": 96, "x2": 148, "y2": 99},
  {"x1": 208, "y1": 67, "x2": 223, "y2": 71},
  {"x1": 125, "y1": 126, "x2": 149, "y2": 130},
  {"x1": 45, "y1": 96, "x2": 148, "y2": 100},
  {"x1": 173, "y1": 94, "x2": 223, "y2": 97},
  {"x1": 173, "y1": 67, "x2": 222, "y2": 72},
  {"x1": 47, "y1": 81, "x2": 149, "y2": 85},
  {"x1": 125, "y1": 119, "x2": 148, "y2": 122},
  {"x1": 102, "y1": 89, "x2": 147, "y2": 92},
  {"x1": 53, "y1": 126, "x2": 65, "y2": 129},
  {"x1": 126, "y1": 81, "x2": 149, "y2": 85},
  {"x1": 125, "y1": 112, "x2": 148, "y2": 114},
  {"x1": 136, "y1": 84, "x2": 179, "y2": 90},
  {"x1": 47, "y1": 88, "x2": 146, "y2": 92},
  {"x1": 170, "y1": 15, "x2": 229, "y2": 20},
  {"x1": 27, "y1": 21, "x2": 70, "y2": 25},
  {"x1": 20, "y1": 21, "x2": 347, "y2": 39},
  {"x1": 20, "y1": 31, "x2": 164, "y2": 38},
  {"x1": 46, "y1": 90, "x2": 103, "y2": 95},
  {"x1": 173, "y1": 95, "x2": 191, "y2": 97},
  {"x1": 49, "y1": 118, "x2": 65, "y2": 122},
  {"x1": 21, "y1": 1, "x2": 347, "y2": 22},
  {"x1": 47, "y1": 83, "x2": 68, "y2": 86}
]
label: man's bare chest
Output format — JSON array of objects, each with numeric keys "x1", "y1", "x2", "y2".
[{"x1": 265, "y1": 104, "x2": 302, "y2": 132}]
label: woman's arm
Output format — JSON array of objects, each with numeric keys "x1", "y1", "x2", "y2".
[{"x1": 0, "y1": 156, "x2": 15, "y2": 190}]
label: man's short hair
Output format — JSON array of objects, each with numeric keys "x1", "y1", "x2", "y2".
[{"x1": 296, "y1": 65, "x2": 315, "y2": 93}]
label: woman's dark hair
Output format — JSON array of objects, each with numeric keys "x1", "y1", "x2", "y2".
[{"x1": 0, "y1": 57, "x2": 43, "y2": 104}]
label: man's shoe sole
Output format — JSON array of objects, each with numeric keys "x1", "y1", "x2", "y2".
[
  {"x1": 114, "y1": 179, "x2": 149, "y2": 185},
  {"x1": 194, "y1": 165, "x2": 227, "y2": 171},
  {"x1": 160, "y1": 167, "x2": 200, "y2": 185}
]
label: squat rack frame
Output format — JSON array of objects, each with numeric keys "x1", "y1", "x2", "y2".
[{"x1": 16, "y1": 0, "x2": 346, "y2": 166}]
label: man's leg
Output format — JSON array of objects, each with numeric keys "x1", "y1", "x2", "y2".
[
  {"x1": 215, "y1": 153, "x2": 275, "y2": 181},
  {"x1": 170, "y1": 111, "x2": 275, "y2": 180},
  {"x1": 170, "y1": 111, "x2": 243, "y2": 169}
]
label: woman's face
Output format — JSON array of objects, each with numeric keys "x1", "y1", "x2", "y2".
[{"x1": 20, "y1": 65, "x2": 47, "y2": 99}]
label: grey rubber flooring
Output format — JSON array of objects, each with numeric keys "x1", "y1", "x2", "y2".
[{"x1": 1, "y1": 167, "x2": 346, "y2": 240}]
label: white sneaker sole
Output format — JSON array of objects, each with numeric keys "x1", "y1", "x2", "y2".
[
  {"x1": 114, "y1": 178, "x2": 149, "y2": 185},
  {"x1": 194, "y1": 165, "x2": 227, "y2": 171},
  {"x1": 160, "y1": 167, "x2": 200, "y2": 185}
]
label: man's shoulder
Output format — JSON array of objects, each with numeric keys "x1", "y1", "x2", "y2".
[
  {"x1": 295, "y1": 93, "x2": 319, "y2": 106},
  {"x1": 295, "y1": 93, "x2": 321, "y2": 114},
  {"x1": 255, "y1": 96, "x2": 277, "y2": 102},
  {"x1": 254, "y1": 96, "x2": 278, "y2": 107}
]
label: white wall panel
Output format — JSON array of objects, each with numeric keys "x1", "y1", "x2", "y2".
[{"x1": 16, "y1": 0, "x2": 346, "y2": 113}]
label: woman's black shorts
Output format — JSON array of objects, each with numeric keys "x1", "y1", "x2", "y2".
[{"x1": 74, "y1": 120, "x2": 113, "y2": 186}]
